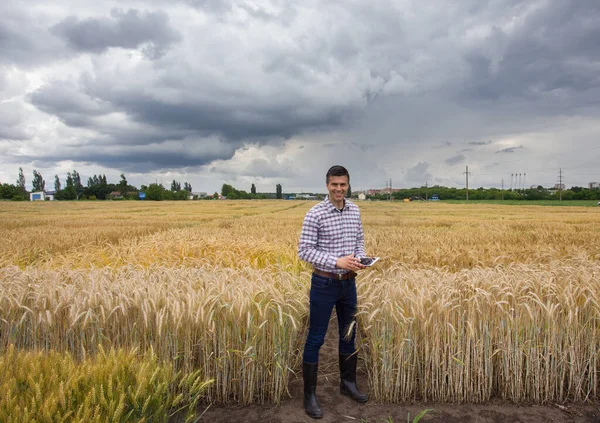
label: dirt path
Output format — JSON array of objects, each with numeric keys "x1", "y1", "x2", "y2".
[{"x1": 196, "y1": 315, "x2": 600, "y2": 423}]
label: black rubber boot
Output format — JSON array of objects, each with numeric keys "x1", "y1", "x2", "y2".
[
  {"x1": 339, "y1": 353, "x2": 368, "y2": 403},
  {"x1": 303, "y1": 362, "x2": 323, "y2": 419}
]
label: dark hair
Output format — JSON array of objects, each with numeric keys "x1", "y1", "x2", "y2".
[{"x1": 326, "y1": 165, "x2": 350, "y2": 184}]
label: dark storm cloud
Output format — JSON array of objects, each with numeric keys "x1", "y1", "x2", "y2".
[
  {"x1": 461, "y1": 2, "x2": 600, "y2": 104},
  {"x1": 30, "y1": 81, "x2": 112, "y2": 127},
  {"x1": 445, "y1": 154, "x2": 466, "y2": 166},
  {"x1": 30, "y1": 74, "x2": 347, "y2": 146},
  {"x1": 16, "y1": 137, "x2": 238, "y2": 173},
  {"x1": 50, "y1": 9, "x2": 181, "y2": 58},
  {"x1": 496, "y1": 146, "x2": 524, "y2": 154},
  {"x1": 4, "y1": 0, "x2": 600, "y2": 190},
  {"x1": 117, "y1": 95, "x2": 345, "y2": 140},
  {"x1": 0, "y1": 7, "x2": 66, "y2": 66}
]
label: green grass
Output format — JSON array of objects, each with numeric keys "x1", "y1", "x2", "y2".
[{"x1": 440, "y1": 200, "x2": 599, "y2": 206}]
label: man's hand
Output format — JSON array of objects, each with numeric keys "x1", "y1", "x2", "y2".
[{"x1": 336, "y1": 254, "x2": 366, "y2": 271}]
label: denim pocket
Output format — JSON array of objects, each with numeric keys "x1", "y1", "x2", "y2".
[{"x1": 311, "y1": 274, "x2": 331, "y2": 289}]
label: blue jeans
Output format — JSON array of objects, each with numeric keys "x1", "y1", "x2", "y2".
[{"x1": 303, "y1": 273, "x2": 358, "y2": 363}]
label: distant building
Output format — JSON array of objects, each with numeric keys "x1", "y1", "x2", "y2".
[
  {"x1": 358, "y1": 193, "x2": 366, "y2": 201},
  {"x1": 192, "y1": 192, "x2": 207, "y2": 199},
  {"x1": 554, "y1": 184, "x2": 565, "y2": 190},
  {"x1": 589, "y1": 182, "x2": 599, "y2": 189},
  {"x1": 30, "y1": 191, "x2": 46, "y2": 201},
  {"x1": 30, "y1": 191, "x2": 55, "y2": 201}
]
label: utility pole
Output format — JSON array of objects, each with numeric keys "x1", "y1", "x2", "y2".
[
  {"x1": 464, "y1": 165, "x2": 471, "y2": 202},
  {"x1": 425, "y1": 182, "x2": 428, "y2": 201},
  {"x1": 510, "y1": 173, "x2": 513, "y2": 191},
  {"x1": 558, "y1": 168, "x2": 563, "y2": 201},
  {"x1": 501, "y1": 178, "x2": 504, "y2": 200},
  {"x1": 389, "y1": 178, "x2": 392, "y2": 201}
]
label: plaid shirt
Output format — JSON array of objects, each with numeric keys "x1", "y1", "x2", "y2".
[{"x1": 298, "y1": 196, "x2": 366, "y2": 274}]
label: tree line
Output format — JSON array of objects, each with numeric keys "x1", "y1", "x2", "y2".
[
  {"x1": 365, "y1": 185, "x2": 600, "y2": 201},
  {"x1": 3, "y1": 168, "x2": 598, "y2": 202},
  {"x1": 219, "y1": 183, "x2": 283, "y2": 199},
  {"x1": 1, "y1": 168, "x2": 288, "y2": 201},
  {"x1": 0, "y1": 168, "x2": 194, "y2": 201}
]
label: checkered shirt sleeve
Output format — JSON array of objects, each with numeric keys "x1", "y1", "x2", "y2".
[{"x1": 298, "y1": 197, "x2": 366, "y2": 274}]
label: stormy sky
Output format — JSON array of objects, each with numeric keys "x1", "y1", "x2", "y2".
[{"x1": 1, "y1": 0, "x2": 599, "y2": 193}]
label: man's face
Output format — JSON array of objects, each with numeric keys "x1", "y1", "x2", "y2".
[{"x1": 326, "y1": 175, "x2": 349, "y2": 203}]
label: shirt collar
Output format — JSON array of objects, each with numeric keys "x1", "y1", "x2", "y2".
[{"x1": 325, "y1": 195, "x2": 347, "y2": 212}]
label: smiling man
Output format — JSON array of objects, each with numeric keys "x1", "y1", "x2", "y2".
[{"x1": 298, "y1": 165, "x2": 369, "y2": 419}]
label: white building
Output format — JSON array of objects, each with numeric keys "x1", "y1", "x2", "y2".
[
  {"x1": 191, "y1": 192, "x2": 208, "y2": 199},
  {"x1": 30, "y1": 191, "x2": 46, "y2": 201},
  {"x1": 29, "y1": 191, "x2": 56, "y2": 201}
]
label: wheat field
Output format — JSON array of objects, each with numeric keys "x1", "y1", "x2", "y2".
[{"x1": 1, "y1": 200, "x2": 600, "y2": 420}]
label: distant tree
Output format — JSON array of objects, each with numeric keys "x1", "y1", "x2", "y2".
[
  {"x1": 57, "y1": 172, "x2": 78, "y2": 200},
  {"x1": 171, "y1": 180, "x2": 181, "y2": 192},
  {"x1": 0, "y1": 183, "x2": 21, "y2": 200},
  {"x1": 221, "y1": 184, "x2": 234, "y2": 197},
  {"x1": 119, "y1": 174, "x2": 128, "y2": 196},
  {"x1": 71, "y1": 170, "x2": 83, "y2": 190},
  {"x1": 251, "y1": 183, "x2": 256, "y2": 195},
  {"x1": 146, "y1": 183, "x2": 164, "y2": 201},
  {"x1": 54, "y1": 175, "x2": 61, "y2": 192},
  {"x1": 66, "y1": 172, "x2": 74, "y2": 188},
  {"x1": 276, "y1": 184, "x2": 282, "y2": 199},
  {"x1": 347, "y1": 185, "x2": 352, "y2": 198},
  {"x1": 59, "y1": 185, "x2": 77, "y2": 200},
  {"x1": 183, "y1": 182, "x2": 192, "y2": 192},
  {"x1": 173, "y1": 189, "x2": 189, "y2": 200},
  {"x1": 32, "y1": 170, "x2": 45, "y2": 192},
  {"x1": 213, "y1": 191, "x2": 219, "y2": 199},
  {"x1": 17, "y1": 167, "x2": 26, "y2": 194}
]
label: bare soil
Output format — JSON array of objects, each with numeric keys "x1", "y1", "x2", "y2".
[{"x1": 193, "y1": 316, "x2": 600, "y2": 423}]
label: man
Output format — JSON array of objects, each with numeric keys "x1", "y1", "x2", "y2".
[{"x1": 298, "y1": 165, "x2": 369, "y2": 419}]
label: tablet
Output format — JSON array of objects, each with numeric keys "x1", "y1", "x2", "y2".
[{"x1": 360, "y1": 257, "x2": 380, "y2": 266}]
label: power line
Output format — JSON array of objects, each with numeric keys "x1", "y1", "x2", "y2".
[{"x1": 558, "y1": 168, "x2": 564, "y2": 201}]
